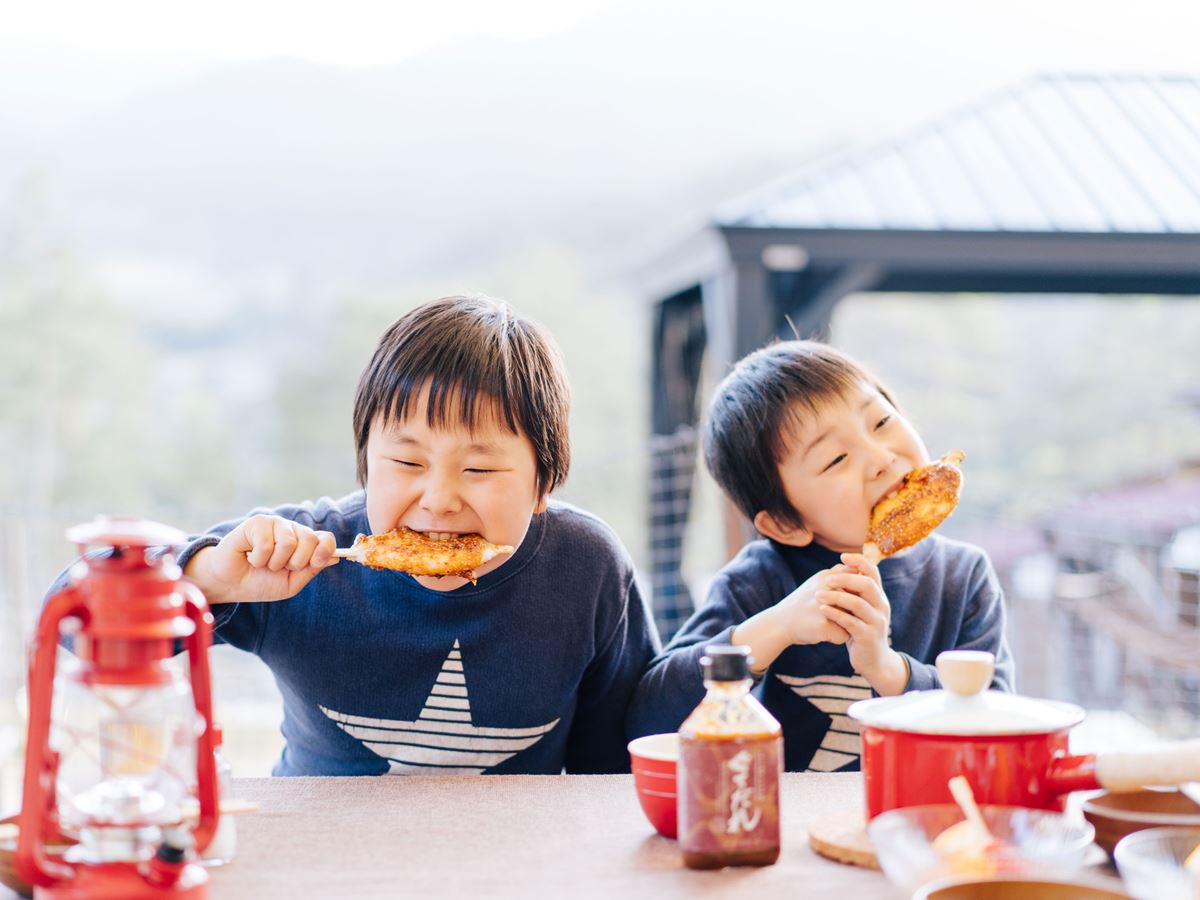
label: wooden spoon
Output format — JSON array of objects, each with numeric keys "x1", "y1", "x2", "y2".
[{"x1": 932, "y1": 775, "x2": 994, "y2": 856}]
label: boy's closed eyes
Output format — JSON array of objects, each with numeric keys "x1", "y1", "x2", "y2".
[{"x1": 820, "y1": 411, "x2": 892, "y2": 472}]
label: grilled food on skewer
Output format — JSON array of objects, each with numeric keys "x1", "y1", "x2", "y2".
[
  {"x1": 863, "y1": 450, "x2": 964, "y2": 564},
  {"x1": 334, "y1": 527, "x2": 513, "y2": 584}
]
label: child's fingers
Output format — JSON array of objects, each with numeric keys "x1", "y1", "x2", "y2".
[
  {"x1": 821, "y1": 619, "x2": 851, "y2": 644},
  {"x1": 240, "y1": 516, "x2": 278, "y2": 569},
  {"x1": 287, "y1": 527, "x2": 320, "y2": 571},
  {"x1": 311, "y1": 531, "x2": 339, "y2": 568},
  {"x1": 824, "y1": 572, "x2": 890, "y2": 614},
  {"x1": 288, "y1": 528, "x2": 341, "y2": 571},
  {"x1": 820, "y1": 604, "x2": 869, "y2": 641},
  {"x1": 266, "y1": 519, "x2": 300, "y2": 571},
  {"x1": 817, "y1": 590, "x2": 885, "y2": 630},
  {"x1": 840, "y1": 552, "x2": 881, "y2": 584},
  {"x1": 824, "y1": 572, "x2": 874, "y2": 594}
]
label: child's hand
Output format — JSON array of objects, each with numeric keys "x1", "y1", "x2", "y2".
[
  {"x1": 184, "y1": 515, "x2": 339, "y2": 605},
  {"x1": 730, "y1": 567, "x2": 850, "y2": 676},
  {"x1": 818, "y1": 552, "x2": 908, "y2": 695},
  {"x1": 776, "y1": 569, "x2": 852, "y2": 647}
]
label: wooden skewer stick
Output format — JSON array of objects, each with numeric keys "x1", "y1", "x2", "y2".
[
  {"x1": 0, "y1": 801, "x2": 260, "y2": 844},
  {"x1": 0, "y1": 800, "x2": 258, "y2": 844},
  {"x1": 181, "y1": 798, "x2": 260, "y2": 818}
]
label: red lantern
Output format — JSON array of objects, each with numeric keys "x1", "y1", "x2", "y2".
[{"x1": 17, "y1": 517, "x2": 219, "y2": 898}]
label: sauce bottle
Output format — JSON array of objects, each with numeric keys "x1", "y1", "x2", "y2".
[{"x1": 677, "y1": 644, "x2": 782, "y2": 869}]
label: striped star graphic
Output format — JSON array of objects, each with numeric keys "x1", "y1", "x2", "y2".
[
  {"x1": 775, "y1": 673, "x2": 872, "y2": 771},
  {"x1": 320, "y1": 640, "x2": 560, "y2": 774}
]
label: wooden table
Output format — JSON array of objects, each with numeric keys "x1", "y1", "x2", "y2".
[
  {"x1": 214, "y1": 772, "x2": 895, "y2": 899},
  {"x1": 3, "y1": 773, "x2": 1126, "y2": 899}
]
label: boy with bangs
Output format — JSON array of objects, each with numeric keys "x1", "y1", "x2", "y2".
[
  {"x1": 628, "y1": 340, "x2": 1012, "y2": 772},
  {"x1": 173, "y1": 294, "x2": 659, "y2": 775}
]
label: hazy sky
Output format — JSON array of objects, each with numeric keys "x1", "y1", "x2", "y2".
[
  {"x1": 0, "y1": 0, "x2": 618, "y2": 64},
  {"x1": 3, "y1": 0, "x2": 1200, "y2": 70}
]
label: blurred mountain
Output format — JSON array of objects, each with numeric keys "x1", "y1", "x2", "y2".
[
  {"x1": 0, "y1": 0, "x2": 1054, "y2": 289},
  {"x1": 4, "y1": 0, "x2": 1199, "y2": 293}
]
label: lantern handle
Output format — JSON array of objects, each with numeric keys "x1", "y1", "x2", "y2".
[
  {"x1": 179, "y1": 580, "x2": 220, "y2": 854},
  {"x1": 16, "y1": 585, "x2": 83, "y2": 889}
]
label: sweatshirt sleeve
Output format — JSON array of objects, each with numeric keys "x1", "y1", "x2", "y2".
[
  {"x1": 901, "y1": 552, "x2": 1014, "y2": 693},
  {"x1": 626, "y1": 572, "x2": 764, "y2": 739},
  {"x1": 172, "y1": 510, "x2": 277, "y2": 653},
  {"x1": 564, "y1": 574, "x2": 662, "y2": 774}
]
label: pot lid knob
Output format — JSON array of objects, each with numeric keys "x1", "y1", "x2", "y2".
[{"x1": 936, "y1": 650, "x2": 995, "y2": 697}]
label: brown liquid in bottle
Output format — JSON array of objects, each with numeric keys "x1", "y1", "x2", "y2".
[{"x1": 677, "y1": 646, "x2": 782, "y2": 869}]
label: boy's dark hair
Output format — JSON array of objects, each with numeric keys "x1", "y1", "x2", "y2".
[
  {"x1": 353, "y1": 295, "x2": 571, "y2": 496},
  {"x1": 702, "y1": 340, "x2": 894, "y2": 530}
]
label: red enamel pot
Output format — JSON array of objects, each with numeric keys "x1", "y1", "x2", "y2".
[{"x1": 848, "y1": 650, "x2": 1200, "y2": 820}]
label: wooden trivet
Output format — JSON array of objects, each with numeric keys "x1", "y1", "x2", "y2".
[{"x1": 807, "y1": 810, "x2": 879, "y2": 869}]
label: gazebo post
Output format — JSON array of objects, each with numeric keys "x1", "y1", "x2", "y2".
[{"x1": 647, "y1": 286, "x2": 707, "y2": 640}]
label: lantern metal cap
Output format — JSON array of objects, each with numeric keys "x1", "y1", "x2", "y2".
[{"x1": 66, "y1": 516, "x2": 188, "y2": 550}]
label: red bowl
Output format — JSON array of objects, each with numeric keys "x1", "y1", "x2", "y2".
[{"x1": 628, "y1": 733, "x2": 678, "y2": 839}]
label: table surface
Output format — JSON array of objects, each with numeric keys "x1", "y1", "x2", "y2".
[
  {"x1": 3, "y1": 772, "x2": 1128, "y2": 899},
  {"x1": 219, "y1": 772, "x2": 900, "y2": 899}
]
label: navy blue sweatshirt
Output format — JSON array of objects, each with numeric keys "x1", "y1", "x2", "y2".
[
  {"x1": 627, "y1": 535, "x2": 1013, "y2": 772},
  {"x1": 60, "y1": 493, "x2": 660, "y2": 776}
]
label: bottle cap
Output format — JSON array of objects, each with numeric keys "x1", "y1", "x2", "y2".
[{"x1": 700, "y1": 644, "x2": 753, "y2": 681}]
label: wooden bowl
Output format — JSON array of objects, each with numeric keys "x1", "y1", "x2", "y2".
[
  {"x1": 914, "y1": 877, "x2": 1130, "y2": 899},
  {"x1": 0, "y1": 814, "x2": 76, "y2": 898},
  {"x1": 0, "y1": 814, "x2": 32, "y2": 898},
  {"x1": 1082, "y1": 789, "x2": 1200, "y2": 858}
]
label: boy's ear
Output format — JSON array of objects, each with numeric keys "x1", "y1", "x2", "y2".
[{"x1": 752, "y1": 509, "x2": 813, "y2": 547}]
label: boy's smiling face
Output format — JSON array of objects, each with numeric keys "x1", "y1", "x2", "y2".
[
  {"x1": 364, "y1": 384, "x2": 547, "y2": 592},
  {"x1": 755, "y1": 383, "x2": 930, "y2": 554}
]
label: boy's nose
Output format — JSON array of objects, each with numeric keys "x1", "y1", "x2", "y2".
[
  {"x1": 868, "y1": 442, "x2": 897, "y2": 478},
  {"x1": 419, "y1": 475, "x2": 463, "y2": 515}
]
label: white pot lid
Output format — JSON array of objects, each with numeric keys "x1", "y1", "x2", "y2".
[{"x1": 847, "y1": 650, "x2": 1086, "y2": 736}]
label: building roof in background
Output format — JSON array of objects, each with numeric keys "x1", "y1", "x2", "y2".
[
  {"x1": 1043, "y1": 468, "x2": 1200, "y2": 546},
  {"x1": 720, "y1": 73, "x2": 1200, "y2": 234}
]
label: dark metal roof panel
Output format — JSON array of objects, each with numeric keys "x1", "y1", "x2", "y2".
[{"x1": 721, "y1": 73, "x2": 1200, "y2": 235}]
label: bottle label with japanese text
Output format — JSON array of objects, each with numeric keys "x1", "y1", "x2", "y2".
[{"x1": 678, "y1": 735, "x2": 782, "y2": 856}]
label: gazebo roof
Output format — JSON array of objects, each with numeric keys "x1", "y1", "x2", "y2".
[
  {"x1": 643, "y1": 73, "x2": 1200, "y2": 640},
  {"x1": 718, "y1": 73, "x2": 1200, "y2": 235}
]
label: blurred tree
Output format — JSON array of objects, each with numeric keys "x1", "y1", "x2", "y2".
[
  {"x1": 0, "y1": 176, "x2": 243, "y2": 533},
  {"x1": 0, "y1": 175, "x2": 152, "y2": 515},
  {"x1": 265, "y1": 290, "x2": 407, "y2": 503}
]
